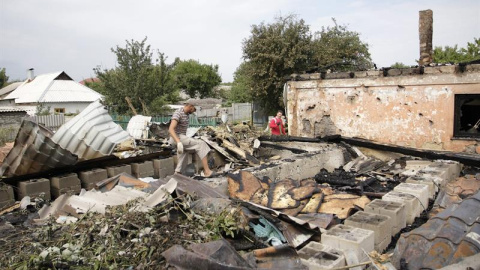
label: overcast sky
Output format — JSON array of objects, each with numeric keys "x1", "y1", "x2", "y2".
[{"x1": 1, "y1": 0, "x2": 479, "y2": 83}]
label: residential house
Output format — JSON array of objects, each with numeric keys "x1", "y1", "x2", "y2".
[{"x1": 0, "y1": 70, "x2": 103, "y2": 115}]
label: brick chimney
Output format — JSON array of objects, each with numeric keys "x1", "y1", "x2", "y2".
[
  {"x1": 27, "y1": 68, "x2": 35, "y2": 81},
  {"x1": 419, "y1": 10, "x2": 433, "y2": 65}
]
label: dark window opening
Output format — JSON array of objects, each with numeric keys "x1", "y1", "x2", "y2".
[
  {"x1": 454, "y1": 94, "x2": 480, "y2": 138},
  {"x1": 54, "y1": 108, "x2": 65, "y2": 114}
]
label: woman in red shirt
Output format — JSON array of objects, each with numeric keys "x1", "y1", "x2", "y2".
[{"x1": 269, "y1": 110, "x2": 286, "y2": 135}]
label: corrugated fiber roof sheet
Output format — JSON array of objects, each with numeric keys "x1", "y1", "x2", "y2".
[
  {"x1": 51, "y1": 100, "x2": 131, "y2": 160},
  {"x1": 4, "y1": 72, "x2": 61, "y2": 103},
  {"x1": 392, "y1": 190, "x2": 480, "y2": 269},
  {"x1": 40, "y1": 80, "x2": 102, "y2": 102},
  {"x1": 0, "y1": 120, "x2": 78, "y2": 177}
]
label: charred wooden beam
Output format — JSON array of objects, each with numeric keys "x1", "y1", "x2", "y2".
[
  {"x1": 2, "y1": 151, "x2": 171, "y2": 185},
  {"x1": 258, "y1": 142, "x2": 308, "y2": 154},
  {"x1": 339, "y1": 136, "x2": 480, "y2": 167}
]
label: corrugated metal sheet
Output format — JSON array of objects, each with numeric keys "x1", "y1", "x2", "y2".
[
  {"x1": 392, "y1": 190, "x2": 480, "y2": 269},
  {"x1": 4, "y1": 72, "x2": 61, "y2": 103},
  {"x1": 0, "y1": 120, "x2": 78, "y2": 177},
  {"x1": 51, "y1": 101, "x2": 131, "y2": 160},
  {"x1": 40, "y1": 80, "x2": 102, "y2": 102},
  {"x1": 126, "y1": 115, "x2": 152, "y2": 139}
]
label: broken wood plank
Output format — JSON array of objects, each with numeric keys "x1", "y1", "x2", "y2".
[
  {"x1": 200, "y1": 136, "x2": 238, "y2": 163},
  {"x1": 221, "y1": 139, "x2": 260, "y2": 164}
]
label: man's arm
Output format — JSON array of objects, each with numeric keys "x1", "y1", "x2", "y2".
[
  {"x1": 269, "y1": 118, "x2": 277, "y2": 128},
  {"x1": 169, "y1": 119, "x2": 180, "y2": 143}
]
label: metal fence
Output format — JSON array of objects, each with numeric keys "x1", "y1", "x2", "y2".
[
  {"x1": 111, "y1": 114, "x2": 219, "y2": 130},
  {"x1": 27, "y1": 114, "x2": 65, "y2": 131}
]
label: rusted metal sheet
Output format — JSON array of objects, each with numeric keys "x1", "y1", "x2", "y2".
[
  {"x1": 318, "y1": 194, "x2": 371, "y2": 219},
  {"x1": 392, "y1": 189, "x2": 480, "y2": 269},
  {"x1": 0, "y1": 120, "x2": 78, "y2": 177}
]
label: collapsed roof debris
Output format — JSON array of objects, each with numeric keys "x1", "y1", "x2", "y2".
[
  {"x1": 51, "y1": 100, "x2": 132, "y2": 160},
  {"x1": 0, "y1": 120, "x2": 78, "y2": 177},
  {"x1": 1, "y1": 106, "x2": 480, "y2": 269}
]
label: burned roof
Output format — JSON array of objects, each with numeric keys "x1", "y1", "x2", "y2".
[{"x1": 392, "y1": 189, "x2": 480, "y2": 269}]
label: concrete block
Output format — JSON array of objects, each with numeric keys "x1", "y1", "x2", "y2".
[
  {"x1": 321, "y1": 224, "x2": 374, "y2": 263},
  {"x1": 383, "y1": 191, "x2": 420, "y2": 225},
  {"x1": 131, "y1": 161, "x2": 154, "y2": 178},
  {"x1": 430, "y1": 160, "x2": 462, "y2": 181},
  {"x1": 298, "y1": 241, "x2": 345, "y2": 269},
  {"x1": 79, "y1": 168, "x2": 108, "y2": 190},
  {"x1": 405, "y1": 160, "x2": 433, "y2": 170},
  {"x1": 153, "y1": 158, "x2": 175, "y2": 178},
  {"x1": 106, "y1": 164, "x2": 132, "y2": 178},
  {"x1": 249, "y1": 146, "x2": 345, "y2": 181},
  {"x1": 365, "y1": 199, "x2": 406, "y2": 235},
  {"x1": 406, "y1": 175, "x2": 436, "y2": 198},
  {"x1": 394, "y1": 183, "x2": 429, "y2": 211},
  {"x1": 50, "y1": 173, "x2": 81, "y2": 198},
  {"x1": 0, "y1": 185, "x2": 15, "y2": 209},
  {"x1": 17, "y1": 178, "x2": 51, "y2": 201},
  {"x1": 344, "y1": 211, "x2": 391, "y2": 252}
]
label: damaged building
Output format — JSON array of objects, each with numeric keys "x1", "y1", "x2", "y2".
[{"x1": 1, "y1": 11, "x2": 480, "y2": 270}]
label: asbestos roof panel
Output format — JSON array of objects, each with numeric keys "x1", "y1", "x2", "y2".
[
  {"x1": 392, "y1": 190, "x2": 480, "y2": 269},
  {"x1": 0, "y1": 120, "x2": 78, "y2": 177},
  {"x1": 126, "y1": 115, "x2": 152, "y2": 139},
  {"x1": 4, "y1": 72, "x2": 61, "y2": 103},
  {"x1": 51, "y1": 100, "x2": 131, "y2": 160},
  {"x1": 0, "y1": 107, "x2": 28, "y2": 113},
  {"x1": 0, "y1": 81, "x2": 24, "y2": 97},
  {"x1": 40, "y1": 80, "x2": 103, "y2": 102}
]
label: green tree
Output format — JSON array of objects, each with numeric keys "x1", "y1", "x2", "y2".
[
  {"x1": 242, "y1": 15, "x2": 313, "y2": 113},
  {"x1": 390, "y1": 62, "x2": 410, "y2": 69},
  {"x1": 0, "y1": 68, "x2": 9, "y2": 88},
  {"x1": 311, "y1": 19, "x2": 373, "y2": 72},
  {"x1": 93, "y1": 37, "x2": 178, "y2": 115},
  {"x1": 227, "y1": 61, "x2": 253, "y2": 106},
  {"x1": 170, "y1": 59, "x2": 222, "y2": 98},
  {"x1": 433, "y1": 37, "x2": 480, "y2": 63}
]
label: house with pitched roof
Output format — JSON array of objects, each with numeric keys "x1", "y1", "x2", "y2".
[{"x1": 0, "y1": 70, "x2": 103, "y2": 115}]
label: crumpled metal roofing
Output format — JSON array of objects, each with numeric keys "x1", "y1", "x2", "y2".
[
  {"x1": 392, "y1": 189, "x2": 480, "y2": 269},
  {"x1": 126, "y1": 115, "x2": 152, "y2": 139},
  {"x1": 51, "y1": 101, "x2": 131, "y2": 160},
  {"x1": 0, "y1": 120, "x2": 78, "y2": 177}
]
